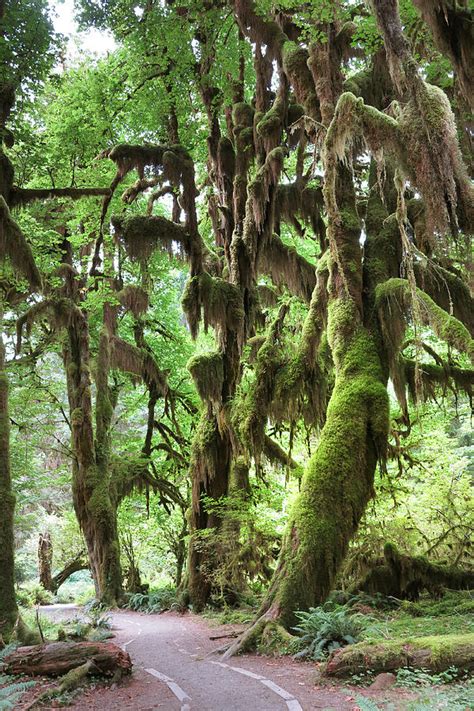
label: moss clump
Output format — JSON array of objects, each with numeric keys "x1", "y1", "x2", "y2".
[
  {"x1": 257, "y1": 622, "x2": 295, "y2": 657},
  {"x1": 232, "y1": 102, "x2": 254, "y2": 128},
  {"x1": 323, "y1": 633, "x2": 474, "y2": 677},
  {"x1": 187, "y1": 351, "x2": 224, "y2": 406},
  {"x1": 256, "y1": 97, "x2": 286, "y2": 152}
]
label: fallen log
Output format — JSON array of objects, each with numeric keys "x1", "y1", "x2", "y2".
[
  {"x1": 2, "y1": 641, "x2": 132, "y2": 677},
  {"x1": 352, "y1": 542, "x2": 474, "y2": 600},
  {"x1": 323, "y1": 633, "x2": 474, "y2": 677}
]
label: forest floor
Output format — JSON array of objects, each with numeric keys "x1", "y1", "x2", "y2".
[{"x1": 14, "y1": 606, "x2": 452, "y2": 711}]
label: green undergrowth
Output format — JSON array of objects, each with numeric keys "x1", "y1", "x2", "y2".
[
  {"x1": 124, "y1": 585, "x2": 182, "y2": 614},
  {"x1": 204, "y1": 590, "x2": 474, "y2": 669},
  {"x1": 361, "y1": 590, "x2": 474, "y2": 642},
  {"x1": 201, "y1": 607, "x2": 255, "y2": 626},
  {"x1": 0, "y1": 644, "x2": 35, "y2": 710},
  {"x1": 19, "y1": 607, "x2": 62, "y2": 641},
  {"x1": 351, "y1": 677, "x2": 473, "y2": 711}
]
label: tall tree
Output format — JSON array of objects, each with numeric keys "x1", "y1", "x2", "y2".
[{"x1": 75, "y1": 0, "x2": 473, "y2": 627}]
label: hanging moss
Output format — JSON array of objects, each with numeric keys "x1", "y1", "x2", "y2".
[
  {"x1": 376, "y1": 277, "x2": 474, "y2": 360},
  {"x1": 272, "y1": 254, "x2": 330, "y2": 427},
  {"x1": 397, "y1": 82, "x2": 473, "y2": 237},
  {"x1": 238, "y1": 305, "x2": 288, "y2": 460},
  {"x1": 187, "y1": 351, "x2": 224, "y2": 406},
  {"x1": 0, "y1": 195, "x2": 42, "y2": 290},
  {"x1": 117, "y1": 285, "x2": 149, "y2": 317},
  {"x1": 113, "y1": 214, "x2": 189, "y2": 263},
  {"x1": 403, "y1": 357, "x2": 473, "y2": 407},
  {"x1": 189, "y1": 413, "x2": 224, "y2": 498},
  {"x1": 182, "y1": 272, "x2": 244, "y2": 345},
  {"x1": 259, "y1": 233, "x2": 316, "y2": 303},
  {"x1": 109, "y1": 335, "x2": 168, "y2": 395},
  {"x1": 275, "y1": 183, "x2": 325, "y2": 245},
  {"x1": 412, "y1": 0, "x2": 473, "y2": 109}
]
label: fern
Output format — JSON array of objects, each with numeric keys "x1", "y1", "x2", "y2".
[
  {"x1": 0, "y1": 680, "x2": 35, "y2": 710},
  {"x1": 124, "y1": 587, "x2": 179, "y2": 614},
  {"x1": 292, "y1": 607, "x2": 368, "y2": 660}
]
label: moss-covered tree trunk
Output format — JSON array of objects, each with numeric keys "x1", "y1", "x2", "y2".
[
  {"x1": 64, "y1": 304, "x2": 122, "y2": 605},
  {"x1": 223, "y1": 8, "x2": 393, "y2": 651},
  {"x1": 0, "y1": 336, "x2": 18, "y2": 639}
]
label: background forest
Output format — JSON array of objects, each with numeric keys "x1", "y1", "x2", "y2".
[{"x1": 0, "y1": 0, "x2": 473, "y2": 704}]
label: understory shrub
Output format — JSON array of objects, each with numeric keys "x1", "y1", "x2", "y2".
[
  {"x1": 124, "y1": 586, "x2": 180, "y2": 613},
  {"x1": 16, "y1": 583, "x2": 54, "y2": 607},
  {"x1": 292, "y1": 606, "x2": 368, "y2": 660}
]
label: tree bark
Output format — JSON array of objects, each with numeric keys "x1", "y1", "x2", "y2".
[{"x1": 3, "y1": 641, "x2": 132, "y2": 677}]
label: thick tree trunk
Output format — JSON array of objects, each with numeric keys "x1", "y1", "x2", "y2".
[
  {"x1": 0, "y1": 339, "x2": 18, "y2": 640},
  {"x1": 3, "y1": 641, "x2": 132, "y2": 676},
  {"x1": 248, "y1": 309, "x2": 388, "y2": 630},
  {"x1": 65, "y1": 309, "x2": 122, "y2": 605},
  {"x1": 187, "y1": 420, "x2": 232, "y2": 610},
  {"x1": 38, "y1": 531, "x2": 53, "y2": 591},
  {"x1": 324, "y1": 634, "x2": 474, "y2": 677}
]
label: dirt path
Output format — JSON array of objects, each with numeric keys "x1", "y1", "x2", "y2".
[{"x1": 36, "y1": 607, "x2": 417, "y2": 710}]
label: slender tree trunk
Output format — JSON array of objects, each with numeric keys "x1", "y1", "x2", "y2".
[
  {"x1": 0, "y1": 336, "x2": 18, "y2": 639},
  {"x1": 38, "y1": 531, "x2": 53, "y2": 591}
]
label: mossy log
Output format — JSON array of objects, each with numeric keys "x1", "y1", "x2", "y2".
[
  {"x1": 323, "y1": 633, "x2": 474, "y2": 677},
  {"x1": 3, "y1": 641, "x2": 132, "y2": 677},
  {"x1": 354, "y1": 543, "x2": 474, "y2": 600}
]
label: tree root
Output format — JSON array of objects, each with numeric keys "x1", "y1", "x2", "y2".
[
  {"x1": 23, "y1": 660, "x2": 94, "y2": 710},
  {"x1": 221, "y1": 612, "x2": 292, "y2": 659}
]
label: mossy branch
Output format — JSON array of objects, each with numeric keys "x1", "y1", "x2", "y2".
[
  {"x1": 376, "y1": 277, "x2": 474, "y2": 360},
  {"x1": 109, "y1": 335, "x2": 168, "y2": 395},
  {"x1": 0, "y1": 196, "x2": 41, "y2": 290},
  {"x1": 10, "y1": 186, "x2": 111, "y2": 207}
]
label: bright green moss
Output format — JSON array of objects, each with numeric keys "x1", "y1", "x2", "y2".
[
  {"x1": 270, "y1": 298, "x2": 389, "y2": 626},
  {"x1": 187, "y1": 351, "x2": 224, "y2": 405}
]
